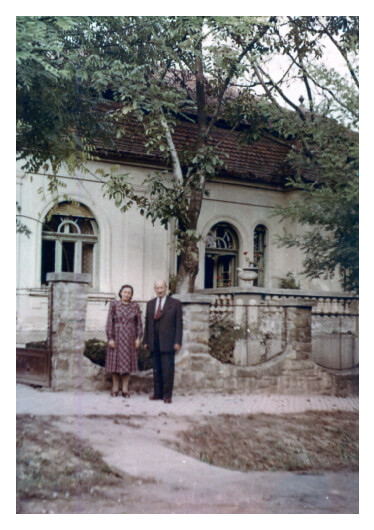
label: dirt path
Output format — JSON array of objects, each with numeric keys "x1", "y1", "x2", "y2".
[{"x1": 16, "y1": 385, "x2": 359, "y2": 514}]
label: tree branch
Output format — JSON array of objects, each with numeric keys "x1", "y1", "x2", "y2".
[
  {"x1": 160, "y1": 115, "x2": 184, "y2": 185},
  {"x1": 206, "y1": 19, "x2": 275, "y2": 137},
  {"x1": 283, "y1": 48, "x2": 358, "y2": 119},
  {"x1": 252, "y1": 60, "x2": 306, "y2": 121},
  {"x1": 251, "y1": 63, "x2": 281, "y2": 107},
  {"x1": 318, "y1": 19, "x2": 359, "y2": 88}
]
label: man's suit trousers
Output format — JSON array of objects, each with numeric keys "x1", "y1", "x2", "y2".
[{"x1": 152, "y1": 319, "x2": 175, "y2": 399}]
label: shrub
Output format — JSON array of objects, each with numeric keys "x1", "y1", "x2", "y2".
[
  {"x1": 209, "y1": 318, "x2": 245, "y2": 364},
  {"x1": 279, "y1": 272, "x2": 300, "y2": 289},
  {"x1": 83, "y1": 339, "x2": 106, "y2": 367},
  {"x1": 83, "y1": 338, "x2": 152, "y2": 371}
]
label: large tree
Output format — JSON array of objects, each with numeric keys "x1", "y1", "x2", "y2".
[
  {"x1": 258, "y1": 17, "x2": 359, "y2": 292},
  {"x1": 17, "y1": 16, "x2": 359, "y2": 293}
]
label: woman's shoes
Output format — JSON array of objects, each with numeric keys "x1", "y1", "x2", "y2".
[{"x1": 111, "y1": 391, "x2": 130, "y2": 397}]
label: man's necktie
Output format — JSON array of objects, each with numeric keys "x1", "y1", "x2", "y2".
[{"x1": 154, "y1": 298, "x2": 162, "y2": 320}]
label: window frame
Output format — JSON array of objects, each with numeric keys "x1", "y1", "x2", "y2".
[
  {"x1": 40, "y1": 204, "x2": 98, "y2": 287},
  {"x1": 204, "y1": 222, "x2": 239, "y2": 288},
  {"x1": 253, "y1": 224, "x2": 267, "y2": 287}
]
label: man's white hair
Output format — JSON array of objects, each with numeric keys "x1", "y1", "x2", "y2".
[{"x1": 154, "y1": 279, "x2": 167, "y2": 287}]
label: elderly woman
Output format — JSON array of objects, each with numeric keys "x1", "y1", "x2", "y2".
[{"x1": 105, "y1": 284, "x2": 143, "y2": 397}]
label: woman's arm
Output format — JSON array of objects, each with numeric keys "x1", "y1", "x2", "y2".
[{"x1": 105, "y1": 301, "x2": 116, "y2": 348}]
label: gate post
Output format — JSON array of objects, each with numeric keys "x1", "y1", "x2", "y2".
[
  {"x1": 284, "y1": 301, "x2": 313, "y2": 360},
  {"x1": 175, "y1": 293, "x2": 212, "y2": 357},
  {"x1": 47, "y1": 272, "x2": 91, "y2": 390},
  {"x1": 173, "y1": 293, "x2": 213, "y2": 387}
]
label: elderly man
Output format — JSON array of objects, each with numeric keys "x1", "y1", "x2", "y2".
[{"x1": 143, "y1": 280, "x2": 183, "y2": 403}]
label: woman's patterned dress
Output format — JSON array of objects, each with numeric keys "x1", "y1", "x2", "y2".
[{"x1": 105, "y1": 300, "x2": 143, "y2": 374}]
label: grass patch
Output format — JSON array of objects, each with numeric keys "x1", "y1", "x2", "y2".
[
  {"x1": 16, "y1": 415, "x2": 126, "y2": 510},
  {"x1": 170, "y1": 410, "x2": 358, "y2": 472}
]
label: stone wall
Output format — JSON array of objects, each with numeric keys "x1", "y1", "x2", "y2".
[
  {"x1": 48, "y1": 272, "x2": 104, "y2": 390},
  {"x1": 46, "y1": 282, "x2": 358, "y2": 395},
  {"x1": 175, "y1": 300, "x2": 331, "y2": 394},
  {"x1": 175, "y1": 295, "x2": 358, "y2": 396}
]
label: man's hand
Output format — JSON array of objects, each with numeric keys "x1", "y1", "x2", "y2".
[
  {"x1": 174, "y1": 344, "x2": 181, "y2": 351},
  {"x1": 108, "y1": 339, "x2": 115, "y2": 349},
  {"x1": 135, "y1": 339, "x2": 141, "y2": 349}
]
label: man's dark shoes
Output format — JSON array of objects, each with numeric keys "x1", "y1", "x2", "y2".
[
  {"x1": 149, "y1": 395, "x2": 162, "y2": 400},
  {"x1": 164, "y1": 397, "x2": 172, "y2": 404}
]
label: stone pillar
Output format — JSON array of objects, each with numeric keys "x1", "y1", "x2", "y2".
[
  {"x1": 47, "y1": 272, "x2": 91, "y2": 390},
  {"x1": 173, "y1": 293, "x2": 219, "y2": 389},
  {"x1": 175, "y1": 293, "x2": 212, "y2": 358},
  {"x1": 284, "y1": 302, "x2": 313, "y2": 360}
]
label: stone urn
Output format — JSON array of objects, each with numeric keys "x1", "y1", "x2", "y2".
[{"x1": 237, "y1": 266, "x2": 258, "y2": 285}]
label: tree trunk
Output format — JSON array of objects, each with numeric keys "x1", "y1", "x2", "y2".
[
  {"x1": 175, "y1": 34, "x2": 208, "y2": 294},
  {"x1": 175, "y1": 239, "x2": 200, "y2": 294},
  {"x1": 175, "y1": 44, "x2": 208, "y2": 294},
  {"x1": 174, "y1": 184, "x2": 206, "y2": 294}
]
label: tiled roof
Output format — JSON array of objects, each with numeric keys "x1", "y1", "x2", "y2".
[{"x1": 95, "y1": 115, "x2": 293, "y2": 187}]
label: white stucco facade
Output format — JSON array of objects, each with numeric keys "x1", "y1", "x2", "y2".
[{"x1": 16, "y1": 157, "x2": 343, "y2": 341}]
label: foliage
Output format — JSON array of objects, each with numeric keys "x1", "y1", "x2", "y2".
[
  {"x1": 279, "y1": 272, "x2": 300, "y2": 290},
  {"x1": 16, "y1": 17, "x2": 119, "y2": 174},
  {"x1": 264, "y1": 17, "x2": 359, "y2": 292},
  {"x1": 209, "y1": 317, "x2": 245, "y2": 364},
  {"x1": 83, "y1": 338, "x2": 151, "y2": 371},
  {"x1": 17, "y1": 16, "x2": 359, "y2": 293},
  {"x1": 83, "y1": 339, "x2": 106, "y2": 367},
  {"x1": 271, "y1": 109, "x2": 358, "y2": 292},
  {"x1": 168, "y1": 274, "x2": 178, "y2": 295}
]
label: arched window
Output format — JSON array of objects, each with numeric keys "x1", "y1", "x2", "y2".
[
  {"x1": 41, "y1": 202, "x2": 98, "y2": 286},
  {"x1": 253, "y1": 224, "x2": 267, "y2": 287},
  {"x1": 204, "y1": 223, "x2": 239, "y2": 288}
]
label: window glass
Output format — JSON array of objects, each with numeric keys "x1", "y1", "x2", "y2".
[
  {"x1": 61, "y1": 241, "x2": 75, "y2": 272},
  {"x1": 41, "y1": 239, "x2": 55, "y2": 285},
  {"x1": 254, "y1": 224, "x2": 267, "y2": 287},
  {"x1": 82, "y1": 243, "x2": 94, "y2": 275},
  {"x1": 79, "y1": 219, "x2": 94, "y2": 235},
  {"x1": 205, "y1": 223, "x2": 238, "y2": 288},
  {"x1": 41, "y1": 202, "x2": 98, "y2": 287}
]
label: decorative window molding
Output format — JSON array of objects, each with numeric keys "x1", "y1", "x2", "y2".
[
  {"x1": 41, "y1": 202, "x2": 98, "y2": 287},
  {"x1": 204, "y1": 223, "x2": 239, "y2": 288}
]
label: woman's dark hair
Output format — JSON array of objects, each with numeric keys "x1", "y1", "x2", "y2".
[{"x1": 118, "y1": 284, "x2": 134, "y2": 299}]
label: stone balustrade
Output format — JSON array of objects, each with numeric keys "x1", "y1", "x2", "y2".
[{"x1": 201, "y1": 287, "x2": 358, "y2": 314}]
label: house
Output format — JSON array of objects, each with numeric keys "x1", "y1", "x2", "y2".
[{"x1": 16, "y1": 114, "x2": 345, "y2": 344}]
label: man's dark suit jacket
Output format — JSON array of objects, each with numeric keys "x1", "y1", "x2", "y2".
[{"x1": 144, "y1": 296, "x2": 183, "y2": 353}]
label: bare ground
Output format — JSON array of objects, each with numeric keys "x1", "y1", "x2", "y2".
[
  {"x1": 170, "y1": 410, "x2": 359, "y2": 473},
  {"x1": 16, "y1": 410, "x2": 358, "y2": 514}
]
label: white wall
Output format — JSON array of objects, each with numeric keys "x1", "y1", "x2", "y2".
[
  {"x1": 196, "y1": 179, "x2": 342, "y2": 291},
  {"x1": 16, "y1": 158, "x2": 343, "y2": 336}
]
